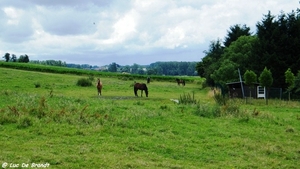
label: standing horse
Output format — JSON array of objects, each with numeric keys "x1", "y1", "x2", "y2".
[
  {"x1": 147, "y1": 76, "x2": 151, "y2": 84},
  {"x1": 134, "y1": 83, "x2": 148, "y2": 97},
  {"x1": 97, "y1": 78, "x2": 103, "y2": 95},
  {"x1": 176, "y1": 78, "x2": 185, "y2": 86}
]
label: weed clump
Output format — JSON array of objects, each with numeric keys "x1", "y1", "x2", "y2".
[
  {"x1": 76, "y1": 78, "x2": 92, "y2": 87},
  {"x1": 178, "y1": 92, "x2": 221, "y2": 118},
  {"x1": 179, "y1": 92, "x2": 198, "y2": 105},
  {"x1": 0, "y1": 112, "x2": 17, "y2": 124},
  {"x1": 194, "y1": 103, "x2": 221, "y2": 118},
  {"x1": 17, "y1": 116, "x2": 33, "y2": 128},
  {"x1": 213, "y1": 92, "x2": 228, "y2": 106},
  {"x1": 34, "y1": 82, "x2": 41, "y2": 88}
]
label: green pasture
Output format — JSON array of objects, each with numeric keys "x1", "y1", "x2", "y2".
[{"x1": 0, "y1": 67, "x2": 299, "y2": 169}]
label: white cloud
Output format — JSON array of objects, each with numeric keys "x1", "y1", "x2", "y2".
[
  {"x1": 0, "y1": 0, "x2": 298, "y2": 65},
  {"x1": 104, "y1": 9, "x2": 139, "y2": 44}
]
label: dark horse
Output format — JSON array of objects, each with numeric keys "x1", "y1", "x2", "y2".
[
  {"x1": 147, "y1": 76, "x2": 151, "y2": 84},
  {"x1": 97, "y1": 78, "x2": 103, "y2": 95},
  {"x1": 176, "y1": 78, "x2": 185, "y2": 86},
  {"x1": 134, "y1": 83, "x2": 148, "y2": 97}
]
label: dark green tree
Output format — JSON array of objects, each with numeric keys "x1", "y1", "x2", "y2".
[
  {"x1": 131, "y1": 63, "x2": 139, "y2": 74},
  {"x1": 284, "y1": 68, "x2": 295, "y2": 101},
  {"x1": 18, "y1": 54, "x2": 30, "y2": 63},
  {"x1": 210, "y1": 59, "x2": 238, "y2": 87},
  {"x1": 146, "y1": 68, "x2": 157, "y2": 75},
  {"x1": 221, "y1": 35, "x2": 258, "y2": 75},
  {"x1": 294, "y1": 71, "x2": 300, "y2": 97},
  {"x1": 259, "y1": 67, "x2": 273, "y2": 105},
  {"x1": 137, "y1": 69, "x2": 145, "y2": 75},
  {"x1": 120, "y1": 65, "x2": 130, "y2": 73},
  {"x1": 251, "y1": 10, "x2": 300, "y2": 88},
  {"x1": 196, "y1": 39, "x2": 224, "y2": 86},
  {"x1": 108, "y1": 62, "x2": 117, "y2": 72},
  {"x1": 224, "y1": 24, "x2": 252, "y2": 47},
  {"x1": 244, "y1": 70, "x2": 257, "y2": 99},
  {"x1": 11, "y1": 54, "x2": 17, "y2": 62},
  {"x1": 24, "y1": 55, "x2": 29, "y2": 63},
  {"x1": 3, "y1": 53, "x2": 10, "y2": 62},
  {"x1": 18, "y1": 55, "x2": 25, "y2": 62}
]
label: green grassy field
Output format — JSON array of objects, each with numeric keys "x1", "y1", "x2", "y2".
[{"x1": 0, "y1": 67, "x2": 299, "y2": 169}]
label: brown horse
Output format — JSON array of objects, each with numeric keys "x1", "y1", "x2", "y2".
[
  {"x1": 176, "y1": 78, "x2": 185, "y2": 86},
  {"x1": 134, "y1": 83, "x2": 148, "y2": 97},
  {"x1": 97, "y1": 78, "x2": 103, "y2": 95}
]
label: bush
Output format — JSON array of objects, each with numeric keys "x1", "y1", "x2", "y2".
[{"x1": 77, "y1": 78, "x2": 92, "y2": 87}]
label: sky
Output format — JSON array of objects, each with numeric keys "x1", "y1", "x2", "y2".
[{"x1": 0, "y1": 0, "x2": 298, "y2": 66}]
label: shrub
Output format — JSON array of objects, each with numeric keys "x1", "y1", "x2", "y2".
[{"x1": 76, "y1": 78, "x2": 92, "y2": 87}]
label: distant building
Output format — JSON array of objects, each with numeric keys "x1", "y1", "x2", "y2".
[
  {"x1": 226, "y1": 81, "x2": 282, "y2": 99},
  {"x1": 226, "y1": 81, "x2": 261, "y2": 98}
]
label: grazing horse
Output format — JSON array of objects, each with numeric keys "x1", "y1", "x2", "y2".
[
  {"x1": 176, "y1": 78, "x2": 185, "y2": 86},
  {"x1": 134, "y1": 83, "x2": 148, "y2": 97},
  {"x1": 96, "y1": 78, "x2": 103, "y2": 95},
  {"x1": 147, "y1": 76, "x2": 151, "y2": 84}
]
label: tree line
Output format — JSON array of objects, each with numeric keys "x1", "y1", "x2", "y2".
[
  {"x1": 107, "y1": 61, "x2": 198, "y2": 76},
  {"x1": 1, "y1": 52, "x2": 197, "y2": 76},
  {"x1": 196, "y1": 8, "x2": 300, "y2": 98},
  {"x1": 2, "y1": 53, "x2": 30, "y2": 63}
]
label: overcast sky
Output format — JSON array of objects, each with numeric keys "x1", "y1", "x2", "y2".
[{"x1": 0, "y1": 0, "x2": 298, "y2": 66}]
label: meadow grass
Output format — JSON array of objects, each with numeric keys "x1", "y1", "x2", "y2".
[{"x1": 0, "y1": 67, "x2": 299, "y2": 169}]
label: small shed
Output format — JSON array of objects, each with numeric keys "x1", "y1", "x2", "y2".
[{"x1": 226, "y1": 81, "x2": 260, "y2": 98}]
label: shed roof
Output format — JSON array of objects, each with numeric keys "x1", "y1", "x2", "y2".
[{"x1": 226, "y1": 81, "x2": 260, "y2": 85}]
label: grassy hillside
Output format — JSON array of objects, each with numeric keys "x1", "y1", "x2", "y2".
[
  {"x1": 0, "y1": 67, "x2": 299, "y2": 169},
  {"x1": 0, "y1": 62, "x2": 197, "y2": 83}
]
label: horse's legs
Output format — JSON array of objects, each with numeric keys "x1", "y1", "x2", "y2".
[
  {"x1": 97, "y1": 87, "x2": 102, "y2": 96},
  {"x1": 134, "y1": 88, "x2": 138, "y2": 97}
]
